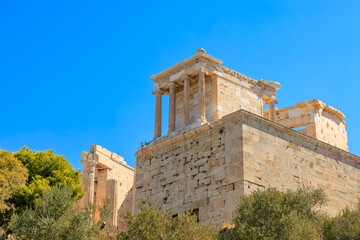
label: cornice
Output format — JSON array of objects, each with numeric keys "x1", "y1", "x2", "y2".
[
  {"x1": 135, "y1": 110, "x2": 360, "y2": 164},
  {"x1": 150, "y1": 50, "x2": 223, "y2": 81},
  {"x1": 275, "y1": 100, "x2": 346, "y2": 125}
]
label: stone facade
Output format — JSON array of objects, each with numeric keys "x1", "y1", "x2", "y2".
[
  {"x1": 152, "y1": 48, "x2": 280, "y2": 137},
  {"x1": 264, "y1": 100, "x2": 348, "y2": 151},
  {"x1": 79, "y1": 145, "x2": 134, "y2": 230},
  {"x1": 134, "y1": 49, "x2": 360, "y2": 229}
]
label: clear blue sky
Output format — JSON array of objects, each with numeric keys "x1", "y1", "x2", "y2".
[{"x1": 1, "y1": 0, "x2": 359, "y2": 170}]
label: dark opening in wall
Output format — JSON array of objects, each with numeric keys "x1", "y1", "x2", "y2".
[{"x1": 187, "y1": 208, "x2": 199, "y2": 223}]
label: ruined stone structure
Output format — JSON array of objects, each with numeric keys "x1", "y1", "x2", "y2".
[
  {"x1": 134, "y1": 49, "x2": 360, "y2": 228},
  {"x1": 80, "y1": 144, "x2": 134, "y2": 229},
  {"x1": 264, "y1": 99, "x2": 348, "y2": 151}
]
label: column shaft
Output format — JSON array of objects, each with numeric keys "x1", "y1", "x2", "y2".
[
  {"x1": 198, "y1": 71, "x2": 206, "y2": 122},
  {"x1": 154, "y1": 92, "x2": 162, "y2": 138},
  {"x1": 88, "y1": 163, "x2": 96, "y2": 205},
  {"x1": 183, "y1": 78, "x2": 190, "y2": 126},
  {"x1": 168, "y1": 83, "x2": 176, "y2": 132},
  {"x1": 268, "y1": 101, "x2": 275, "y2": 121}
]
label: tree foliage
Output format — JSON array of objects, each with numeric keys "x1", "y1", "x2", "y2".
[
  {"x1": 118, "y1": 202, "x2": 217, "y2": 240},
  {"x1": 10, "y1": 146, "x2": 84, "y2": 211},
  {"x1": 219, "y1": 187, "x2": 328, "y2": 240},
  {"x1": 7, "y1": 186, "x2": 112, "y2": 240},
  {"x1": 322, "y1": 205, "x2": 360, "y2": 240},
  {"x1": 0, "y1": 150, "x2": 28, "y2": 212}
]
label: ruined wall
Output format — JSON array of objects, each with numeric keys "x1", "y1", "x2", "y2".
[
  {"x1": 265, "y1": 100, "x2": 348, "y2": 151},
  {"x1": 315, "y1": 107, "x2": 348, "y2": 151},
  {"x1": 265, "y1": 105, "x2": 318, "y2": 138},
  {"x1": 94, "y1": 168, "x2": 108, "y2": 220},
  {"x1": 112, "y1": 164, "x2": 134, "y2": 229},
  {"x1": 135, "y1": 110, "x2": 360, "y2": 228},
  {"x1": 80, "y1": 145, "x2": 134, "y2": 229}
]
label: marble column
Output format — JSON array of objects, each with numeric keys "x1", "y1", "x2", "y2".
[
  {"x1": 168, "y1": 82, "x2": 176, "y2": 132},
  {"x1": 268, "y1": 100, "x2": 275, "y2": 121},
  {"x1": 87, "y1": 161, "x2": 96, "y2": 205},
  {"x1": 198, "y1": 70, "x2": 206, "y2": 122},
  {"x1": 154, "y1": 90, "x2": 162, "y2": 138},
  {"x1": 183, "y1": 77, "x2": 190, "y2": 126}
]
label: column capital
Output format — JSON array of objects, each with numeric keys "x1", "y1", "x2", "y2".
[
  {"x1": 196, "y1": 67, "x2": 209, "y2": 75},
  {"x1": 87, "y1": 161, "x2": 97, "y2": 168},
  {"x1": 180, "y1": 75, "x2": 192, "y2": 81},
  {"x1": 263, "y1": 97, "x2": 278, "y2": 105},
  {"x1": 152, "y1": 89, "x2": 165, "y2": 95}
]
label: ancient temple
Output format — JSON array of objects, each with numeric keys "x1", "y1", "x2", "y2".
[
  {"x1": 134, "y1": 49, "x2": 360, "y2": 228},
  {"x1": 152, "y1": 48, "x2": 280, "y2": 137}
]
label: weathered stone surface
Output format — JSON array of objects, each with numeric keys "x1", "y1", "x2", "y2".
[
  {"x1": 79, "y1": 145, "x2": 134, "y2": 230},
  {"x1": 135, "y1": 49, "x2": 359, "y2": 230},
  {"x1": 264, "y1": 100, "x2": 348, "y2": 151},
  {"x1": 135, "y1": 110, "x2": 360, "y2": 228}
]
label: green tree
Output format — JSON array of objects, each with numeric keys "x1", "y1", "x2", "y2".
[
  {"x1": 118, "y1": 202, "x2": 217, "y2": 240},
  {"x1": 0, "y1": 150, "x2": 28, "y2": 212},
  {"x1": 7, "y1": 186, "x2": 112, "y2": 240},
  {"x1": 322, "y1": 205, "x2": 360, "y2": 240},
  {"x1": 219, "y1": 187, "x2": 327, "y2": 240},
  {"x1": 10, "y1": 146, "x2": 84, "y2": 211}
]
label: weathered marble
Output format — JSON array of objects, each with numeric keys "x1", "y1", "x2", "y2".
[
  {"x1": 135, "y1": 49, "x2": 359, "y2": 229},
  {"x1": 79, "y1": 145, "x2": 134, "y2": 230}
]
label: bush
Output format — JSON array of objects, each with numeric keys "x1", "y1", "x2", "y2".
[
  {"x1": 322, "y1": 205, "x2": 360, "y2": 240},
  {"x1": 7, "y1": 186, "x2": 111, "y2": 240},
  {"x1": 118, "y1": 201, "x2": 217, "y2": 240},
  {"x1": 219, "y1": 187, "x2": 327, "y2": 240}
]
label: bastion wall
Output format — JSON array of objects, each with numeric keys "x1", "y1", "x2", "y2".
[{"x1": 135, "y1": 110, "x2": 360, "y2": 228}]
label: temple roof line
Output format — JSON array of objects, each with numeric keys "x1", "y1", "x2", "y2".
[{"x1": 150, "y1": 48, "x2": 223, "y2": 81}]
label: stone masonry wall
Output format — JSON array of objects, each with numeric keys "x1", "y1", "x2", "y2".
[
  {"x1": 94, "y1": 168, "x2": 108, "y2": 220},
  {"x1": 135, "y1": 110, "x2": 360, "y2": 228},
  {"x1": 174, "y1": 73, "x2": 263, "y2": 132},
  {"x1": 217, "y1": 73, "x2": 263, "y2": 119},
  {"x1": 135, "y1": 117, "x2": 245, "y2": 228},
  {"x1": 80, "y1": 145, "x2": 134, "y2": 229},
  {"x1": 175, "y1": 75, "x2": 218, "y2": 130},
  {"x1": 241, "y1": 114, "x2": 358, "y2": 215},
  {"x1": 265, "y1": 101, "x2": 348, "y2": 151},
  {"x1": 315, "y1": 109, "x2": 348, "y2": 151},
  {"x1": 111, "y1": 164, "x2": 134, "y2": 229}
]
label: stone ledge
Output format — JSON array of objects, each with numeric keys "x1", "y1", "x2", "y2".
[{"x1": 135, "y1": 110, "x2": 360, "y2": 164}]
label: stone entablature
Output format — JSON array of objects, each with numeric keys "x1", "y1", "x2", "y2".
[
  {"x1": 135, "y1": 109, "x2": 360, "y2": 228},
  {"x1": 151, "y1": 49, "x2": 281, "y2": 139},
  {"x1": 80, "y1": 145, "x2": 134, "y2": 230},
  {"x1": 264, "y1": 100, "x2": 348, "y2": 151}
]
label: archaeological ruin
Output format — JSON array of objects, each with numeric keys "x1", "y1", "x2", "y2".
[
  {"x1": 79, "y1": 144, "x2": 134, "y2": 229},
  {"x1": 80, "y1": 49, "x2": 360, "y2": 229},
  {"x1": 134, "y1": 49, "x2": 360, "y2": 228}
]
